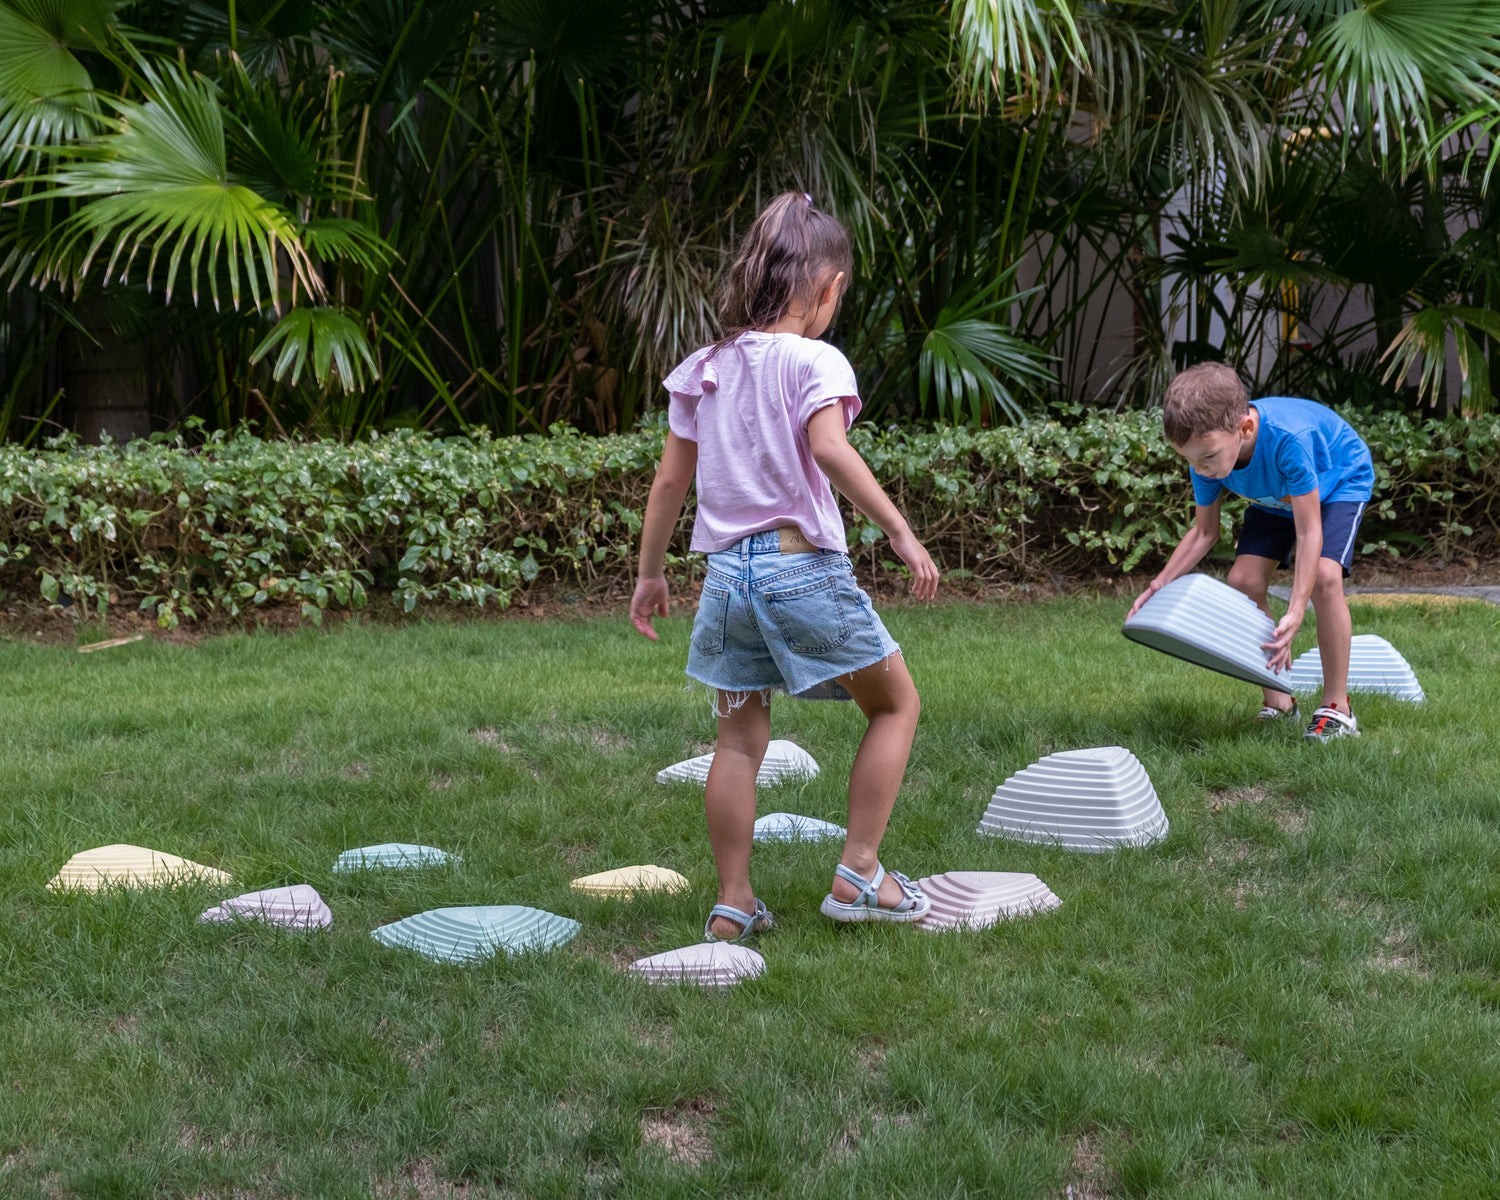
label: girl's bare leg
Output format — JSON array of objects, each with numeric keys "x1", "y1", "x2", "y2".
[
  {"x1": 828, "y1": 654, "x2": 922, "y2": 909},
  {"x1": 703, "y1": 690, "x2": 771, "y2": 940}
]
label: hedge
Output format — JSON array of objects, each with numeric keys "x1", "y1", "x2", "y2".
[{"x1": 1, "y1": 408, "x2": 1495, "y2": 627}]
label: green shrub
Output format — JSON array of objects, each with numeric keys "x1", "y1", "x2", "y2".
[{"x1": 2, "y1": 410, "x2": 1495, "y2": 627}]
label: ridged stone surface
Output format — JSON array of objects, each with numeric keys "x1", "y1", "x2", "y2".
[
  {"x1": 199, "y1": 884, "x2": 333, "y2": 930},
  {"x1": 1123, "y1": 573, "x2": 1293, "y2": 691},
  {"x1": 332, "y1": 843, "x2": 458, "y2": 872},
  {"x1": 628, "y1": 941, "x2": 766, "y2": 987},
  {"x1": 656, "y1": 739, "x2": 820, "y2": 786},
  {"x1": 978, "y1": 746, "x2": 1169, "y2": 853},
  {"x1": 1286, "y1": 634, "x2": 1425, "y2": 702},
  {"x1": 570, "y1": 865, "x2": 691, "y2": 898},
  {"x1": 371, "y1": 905, "x2": 579, "y2": 964},
  {"x1": 915, "y1": 871, "x2": 1062, "y2": 932},
  {"x1": 48, "y1": 844, "x2": 232, "y2": 892},
  {"x1": 752, "y1": 812, "x2": 847, "y2": 843}
]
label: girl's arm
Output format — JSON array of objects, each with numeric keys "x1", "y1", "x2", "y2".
[
  {"x1": 630, "y1": 432, "x2": 698, "y2": 640},
  {"x1": 807, "y1": 405, "x2": 939, "y2": 600}
]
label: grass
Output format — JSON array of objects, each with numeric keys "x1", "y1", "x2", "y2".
[{"x1": 3, "y1": 592, "x2": 1499, "y2": 1198}]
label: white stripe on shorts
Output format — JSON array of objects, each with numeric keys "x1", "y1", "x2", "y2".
[{"x1": 1337, "y1": 501, "x2": 1365, "y2": 565}]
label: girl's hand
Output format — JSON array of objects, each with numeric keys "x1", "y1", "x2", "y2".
[
  {"x1": 890, "y1": 531, "x2": 939, "y2": 601},
  {"x1": 630, "y1": 576, "x2": 670, "y2": 640}
]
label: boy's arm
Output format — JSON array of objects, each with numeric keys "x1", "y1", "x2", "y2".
[
  {"x1": 630, "y1": 431, "x2": 698, "y2": 641},
  {"x1": 1126, "y1": 499, "x2": 1222, "y2": 618},
  {"x1": 807, "y1": 405, "x2": 939, "y2": 600},
  {"x1": 1261, "y1": 489, "x2": 1322, "y2": 671}
]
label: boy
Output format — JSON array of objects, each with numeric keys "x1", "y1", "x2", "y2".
[{"x1": 1127, "y1": 362, "x2": 1374, "y2": 741}]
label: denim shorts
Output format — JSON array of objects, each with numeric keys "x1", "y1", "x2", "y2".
[
  {"x1": 1237, "y1": 500, "x2": 1367, "y2": 576},
  {"x1": 686, "y1": 530, "x2": 900, "y2": 701}
]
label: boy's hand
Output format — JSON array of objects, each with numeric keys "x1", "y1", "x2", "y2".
[
  {"x1": 630, "y1": 576, "x2": 670, "y2": 640},
  {"x1": 890, "y1": 530, "x2": 940, "y2": 601},
  {"x1": 1261, "y1": 611, "x2": 1302, "y2": 673},
  {"x1": 1127, "y1": 579, "x2": 1163, "y2": 619}
]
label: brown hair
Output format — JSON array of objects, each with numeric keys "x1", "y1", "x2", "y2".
[
  {"x1": 1161, "y1": 362, "x2": 1249, "y2": 445},
  {"x1": 714, "y1": 192, "x2": 853, "y2": 344}
]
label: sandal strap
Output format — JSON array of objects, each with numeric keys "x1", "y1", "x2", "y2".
[
  {"x1": 831, "y1": 863, "x2": 925, "y2": 914},
  {"x1": 832, "y1": 862, "x2": 886, "y2": 908},
  {"x1": 704, "y1": 899, "x2": 772, "y2": 943},
  {"x1": 886, "y1": 870, "x2": 926, "y2": 911}
]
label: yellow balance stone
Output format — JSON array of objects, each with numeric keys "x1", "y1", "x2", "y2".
[
  {"x1": 569, "y1": 865, "x2": 690, "y2": 899},
  {"x1": 48, "y1": 844, "x2": 232, "y2": 891}
]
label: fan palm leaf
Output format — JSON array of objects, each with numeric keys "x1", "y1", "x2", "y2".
[
  {"x1": 170, "y1": 0, "x2": 325, "y2": 84},
  {"x1": 23, "y1": 54, "x2": 319, "y2": 309},
  {"x1": 1298, "y1": 0, "x2": 1500, "y2": 168},
  {"x1": 919, "y1": 315, "x2": 1056, "y2": 425},
  {"x1": 948, "y1": 0, "x2": 1086, "y2": 111},
  {"x1": 250, "y1": 303, "x2": 379, "y2": 391},
  {"x1": 0, "y1": 0, "x2": 115, "y2": 171},
  {"x1": 915, "y1": 268, "x2": 1056, "y2": 425},
  {"x1": 1382, "y1": 303, "x2": 1500, "y2": 411}
]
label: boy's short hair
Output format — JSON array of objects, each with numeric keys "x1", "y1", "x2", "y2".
[{"x1": 1162, "y1": 362, "x2": 1249, "y2": 445}]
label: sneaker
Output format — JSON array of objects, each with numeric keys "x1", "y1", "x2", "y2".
[
  {"x1": 1256, "y1": 699, "x2": 1299, "y2": 722},
  {"x1": 1304, "y1": 705, "x2": 1358, "y2": 741}
]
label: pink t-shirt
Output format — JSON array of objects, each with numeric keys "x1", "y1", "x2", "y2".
[{"x1": 665, "y1": 332, "x2": 861, "y2": 553}]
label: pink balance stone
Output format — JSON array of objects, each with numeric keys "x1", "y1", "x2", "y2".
[
  {"x1": 914, "y1": 871, "x2": 1062, "y2": 932},
  {"x1": 627, "y1": 941, "x2": 765, "y2": 987},
  {"x1": 199, "y1": 885, "x2": 333, "y2": 930}
]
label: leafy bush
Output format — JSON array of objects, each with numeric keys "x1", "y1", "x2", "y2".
[{"x1": 2, "y1": 410, "x2": 1495, "y2": 626}]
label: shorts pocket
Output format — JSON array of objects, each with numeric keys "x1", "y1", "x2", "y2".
[
  {"x1": 692, "y1": 584, "x2": 732, "y2": 656},
  {"x1": 765, "y1": 575, "x2": 851, "y2": 654}
]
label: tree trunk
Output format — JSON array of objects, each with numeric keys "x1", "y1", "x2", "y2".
[{"x1": 61, "y1": 294, "x2": 153, "y2": 443}]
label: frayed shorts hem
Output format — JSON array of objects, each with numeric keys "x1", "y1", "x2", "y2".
[
  {"x1": 687, "y1": 645, "x2": 904, "y2": 707},
  {"x1": 685, "y1": 532, "x2": 900, "y2": 703}
]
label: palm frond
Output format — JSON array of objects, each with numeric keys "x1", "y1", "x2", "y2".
[
  {"x1": 1307, "y1": 0, "x2": 1500, "y2": 167},
  {"x1": 0, "y1": 0, "x2": 114, "y2": 171},
  {"x1": 919, "y1": 315, "x2": 1056, "y2": 425},
  {"x1": 21, "y1": 54, "x2": 319, "y2": 308},
  {"x1": 911, "y1": 266, "x2": 1056, "y2": 426},
  {"x1": 948, "y1": 0, "x2": 1087, "y2": 112},
  {"x1": 1382, "y1": 303, "x2": 1500, "y2": 410},
  {"x1": 301, "y1": 218, "x2": 395, "y2": 272},
  {"x1": 250, "y1": 303, "x2": 380, "y2": 391}
]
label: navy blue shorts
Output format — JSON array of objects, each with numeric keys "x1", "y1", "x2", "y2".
[{"x1": 1236, "y1": 500, "x2": 1367, "y2": 576}]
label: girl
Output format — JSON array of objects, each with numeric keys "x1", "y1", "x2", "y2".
[{"x1": 630, "y1": 191, "x2": 940, "y2": 943}]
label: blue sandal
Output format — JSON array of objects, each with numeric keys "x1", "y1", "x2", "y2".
[
  {"x1": 703, "y1": 899, "x2": 774, "y2": 944},
  {"x1": 820, "y1": 863, "x2": 930, "y2": 924}
]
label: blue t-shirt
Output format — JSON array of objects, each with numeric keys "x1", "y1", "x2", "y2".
[{"x1": 1189, "y1": 396, "x2": 1374, "y2": 515}]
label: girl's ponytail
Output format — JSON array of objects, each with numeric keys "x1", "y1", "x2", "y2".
[{"x1": 714, "y1": 192, "x2": 852, "y2": 346}]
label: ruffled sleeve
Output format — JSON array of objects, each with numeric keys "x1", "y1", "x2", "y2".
[
  {"x1": 664, "y1": 347, "x2": 719, "y2": 442},
  {"x1": 663, "y1": 347, "x2": 719, "y2": 398}
]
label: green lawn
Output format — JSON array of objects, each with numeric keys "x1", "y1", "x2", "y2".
[{"x1": 4, "y1": 594, "x2": 1499, "y2": 1199}]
